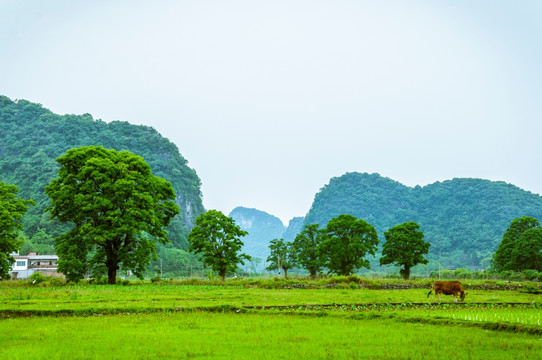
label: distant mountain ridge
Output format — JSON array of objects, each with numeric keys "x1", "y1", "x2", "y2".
[
  {"x1": 229, "y1": 207, "x2": 286, "y2": 260},
  {"x1": 230, "y1": 172, "x2": 542, "y2": 270}
]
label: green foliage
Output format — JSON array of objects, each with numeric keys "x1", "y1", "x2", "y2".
[
  {"x1": 0, "y1": 182, "x2": 35, "y2": 279},
  {"x1": 0, "y1": 96, "x2": 204, "y2": 258},
  {"x1": 28, "y1": 271, "x2": 47, "y2": 285},
  {"x1": 266, "y1": 238, "x2": 295, "y2": 278},
  {"x1": 20, "y1": 228, "x2": 55, "y2": 255},
  {"x1": 45, "y1": 146, "x2": 180, "y2": 284},
  {"x1": 303, "y1": 172, "x2": 542, "y2": 268},
  {"x1": 492, "y1": 216, "x2": 541, "y2": 272},
  {"x1": 319, "y1": 214, "x2": 379, "y2": 276},
  {"x1": 292, "y1": 224, "x2": 323, "y2": 276},
  {"x1": 380, "y1": 222, "x2": 430, "y2": 279},
  {"x1": 509, "y1": 228, "x2": 542, "y2": 272},
  {"x1": 188, "y1": 210, "x2": 251, "y2": 281}
]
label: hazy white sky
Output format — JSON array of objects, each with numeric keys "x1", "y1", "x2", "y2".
[{"x1": 2, "y1": 0, "x2": 541, "y2": 225}]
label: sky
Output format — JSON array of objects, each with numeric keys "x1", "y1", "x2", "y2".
[{"x1": 1, "y1": 0, "x2": 541, "y2": 225}]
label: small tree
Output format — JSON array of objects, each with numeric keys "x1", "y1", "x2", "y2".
[
  {"x1": 319, "y1": 214, "x2": 379, "y2": 276},
  {"x1": 45, "y1": 146, "x2": 179, "y2": 284},
  {"x1": 0, "y1": 182, "x2": 35, "y2": 279},
  {"x1": 188, "y1": 210, "x2": 250, "y2": 281},
  {"x1": 292, "y1": 224, "x2": 323, "y2": 276},
  {"x1": 266, "y1": 238, "x2": 295, "y2": 278},
  {"x1": 492, "y1": 216, "x2": 540, "y2": 272},
  {"x1": 379, "y1": 222, "x2": 430, "y2": 280}
]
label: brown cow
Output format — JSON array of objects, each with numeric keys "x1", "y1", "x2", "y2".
[{"x1": 427, "y1": 281, "x2": 466, "y2": 302}]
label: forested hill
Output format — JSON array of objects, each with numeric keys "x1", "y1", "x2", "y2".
[
  {"x1": 0, "y1": 96, "x2": 205, "y2": 250},
  {"x1": 229, "y1": 207, "x2": 285, "y2": 261},
  {"x1": 304, "y1": 172, "x2": 542, "y2": 269}
]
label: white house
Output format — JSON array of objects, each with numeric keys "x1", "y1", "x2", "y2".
[{"x1": 9, "y1": 253, "x2": 61, "y2": 279}]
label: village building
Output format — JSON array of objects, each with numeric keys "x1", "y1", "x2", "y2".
[{"x1": 9, "y1": 252, "x2": 62, "y2": 279}]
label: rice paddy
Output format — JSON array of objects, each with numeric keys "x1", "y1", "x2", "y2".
[{"x1": 0, "y1": 278, "x2": 541, "y2": 359}]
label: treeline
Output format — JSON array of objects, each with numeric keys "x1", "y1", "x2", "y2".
[
  {"x1": 303, "y1": 172, "x2": 542, "y2": 269},
  {"x1": 186, "y1": 208, "x2": 542, "y2": 283}
]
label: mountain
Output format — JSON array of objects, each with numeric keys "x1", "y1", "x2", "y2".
[
  {"x1": 0, "y1": 96, "x2": 205, "y2": 250},
  {"x1": 283, "y1": 217, "x2": 305, "y2": 242},
  {"x1": 229, "y1": 207, "x2": 286, "y2": 260},
  {"x1": 304, "y1": 172, "x2": 542, "y2": 268}
]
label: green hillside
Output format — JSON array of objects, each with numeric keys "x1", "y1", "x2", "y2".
[
  {"x1": 303, "y1": 172, "x2": 542, "y2": 269},
  {"x1": 0, "y1": 96, "x2": 205, "y2": 253}
]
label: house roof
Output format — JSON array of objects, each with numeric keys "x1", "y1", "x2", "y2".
[{"x1": 14, "y1": 255, "x2": 59, "y2": 261}]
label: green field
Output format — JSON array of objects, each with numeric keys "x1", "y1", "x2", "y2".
[{"x1": 1, "y1": 279, "x2": 541, "y2": 359}]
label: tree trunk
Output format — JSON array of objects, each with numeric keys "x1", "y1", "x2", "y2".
[
  {"x1": 283, "y1": 267, "x2": 288, "y2": 279},
  {"x1": 220, "y1": 271, "x2": 226, "y2": 282},
  {"x1": 108, "y1": 266, "x2": 117, "y2": 284},
  {"x1": 401, "y1": 266, "x2": 411, "y2": 280},
  {"x1": 105, "y1": 242, "x2": 119, "y2": 285}
]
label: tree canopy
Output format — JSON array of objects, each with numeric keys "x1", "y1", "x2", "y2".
[
  {"x1": 319, "y1": 214, "x2": 379, "y2": 275},
  {"x1": 492, "y1": 216, "x2": 541, "y2": 272},
  {"x1": 379, "y1": 222, "x2": 430, "y2": 279},
  {"x1": 266, "y1": 238, "x2": 295, "y2": 278},
  {"x1": 187, "y1": 210, "x2": 250, "y2": 281},
  {"x1": 45, "y1": 146, "x2": 180, "y2": 284},
  {"x1": 509, "y1": 228, "x2": 542, "y2": 272},
  {"x1": 292, "y1": 224, "x2": 323, "y2": 276},
  {"x1": 0, "y1": 182, "x2": 35, "y2": 279}
]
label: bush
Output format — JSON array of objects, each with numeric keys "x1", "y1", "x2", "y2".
[
  {"x1": 28, "y1": 272, "x2": 46, "y2": 285},
  {"x1": 89, "y1": 276, "x2": 108, "y2": 285},
  {"x1": 522, "y1": 270, "x2": 540, "y2": 281}
]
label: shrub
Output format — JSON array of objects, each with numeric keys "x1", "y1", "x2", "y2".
[
  {"x1": 89, "y1": 276, "x2": 108, "y2": 285},
  {"x1": 28, "y1": 272, "x2": 46, "y2": 285}
]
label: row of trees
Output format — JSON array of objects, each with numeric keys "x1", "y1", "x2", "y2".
[
  {"x1": 186, "y1": 212, "x2": 542, "y2": 281},
  {"x1": 1, "y1": 144, "x2": 540, "y2": 284},
  {"x1": 265, "y1": 217, "x2": 430, "y2": 279}
]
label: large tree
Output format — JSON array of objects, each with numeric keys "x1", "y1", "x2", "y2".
[
  {"x1": 45, "y1": 146, "x2": 179, "y2": 284},
  {"x1": 292, "y1": 224, "x2": 323, "y2": 276},
  {"x1": 319, "y1": 214, "x2": 379, "y2": 276},
  {"x1": 492, "y1": 216, "x2": 540, "y2": 272},
  {"x1": 187, "y1": 210, "x2": 250, "y2": 281},
  {"x1": 266, "y1": 238, "x2": 295, "y2": 278},
  {"x1": 379, "y1": 222, "x2": 430, "y2": 280},
  {"x1": 509, "y1": 228, "x2": 542, "y2": 272},
  {"x1": 0, "y1": 182, "x2": 35, "y2": 279}
]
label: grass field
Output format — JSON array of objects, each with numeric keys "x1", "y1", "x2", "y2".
[{"x1": 1, "y1": 278, "x2": 541, "y2": 359}]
